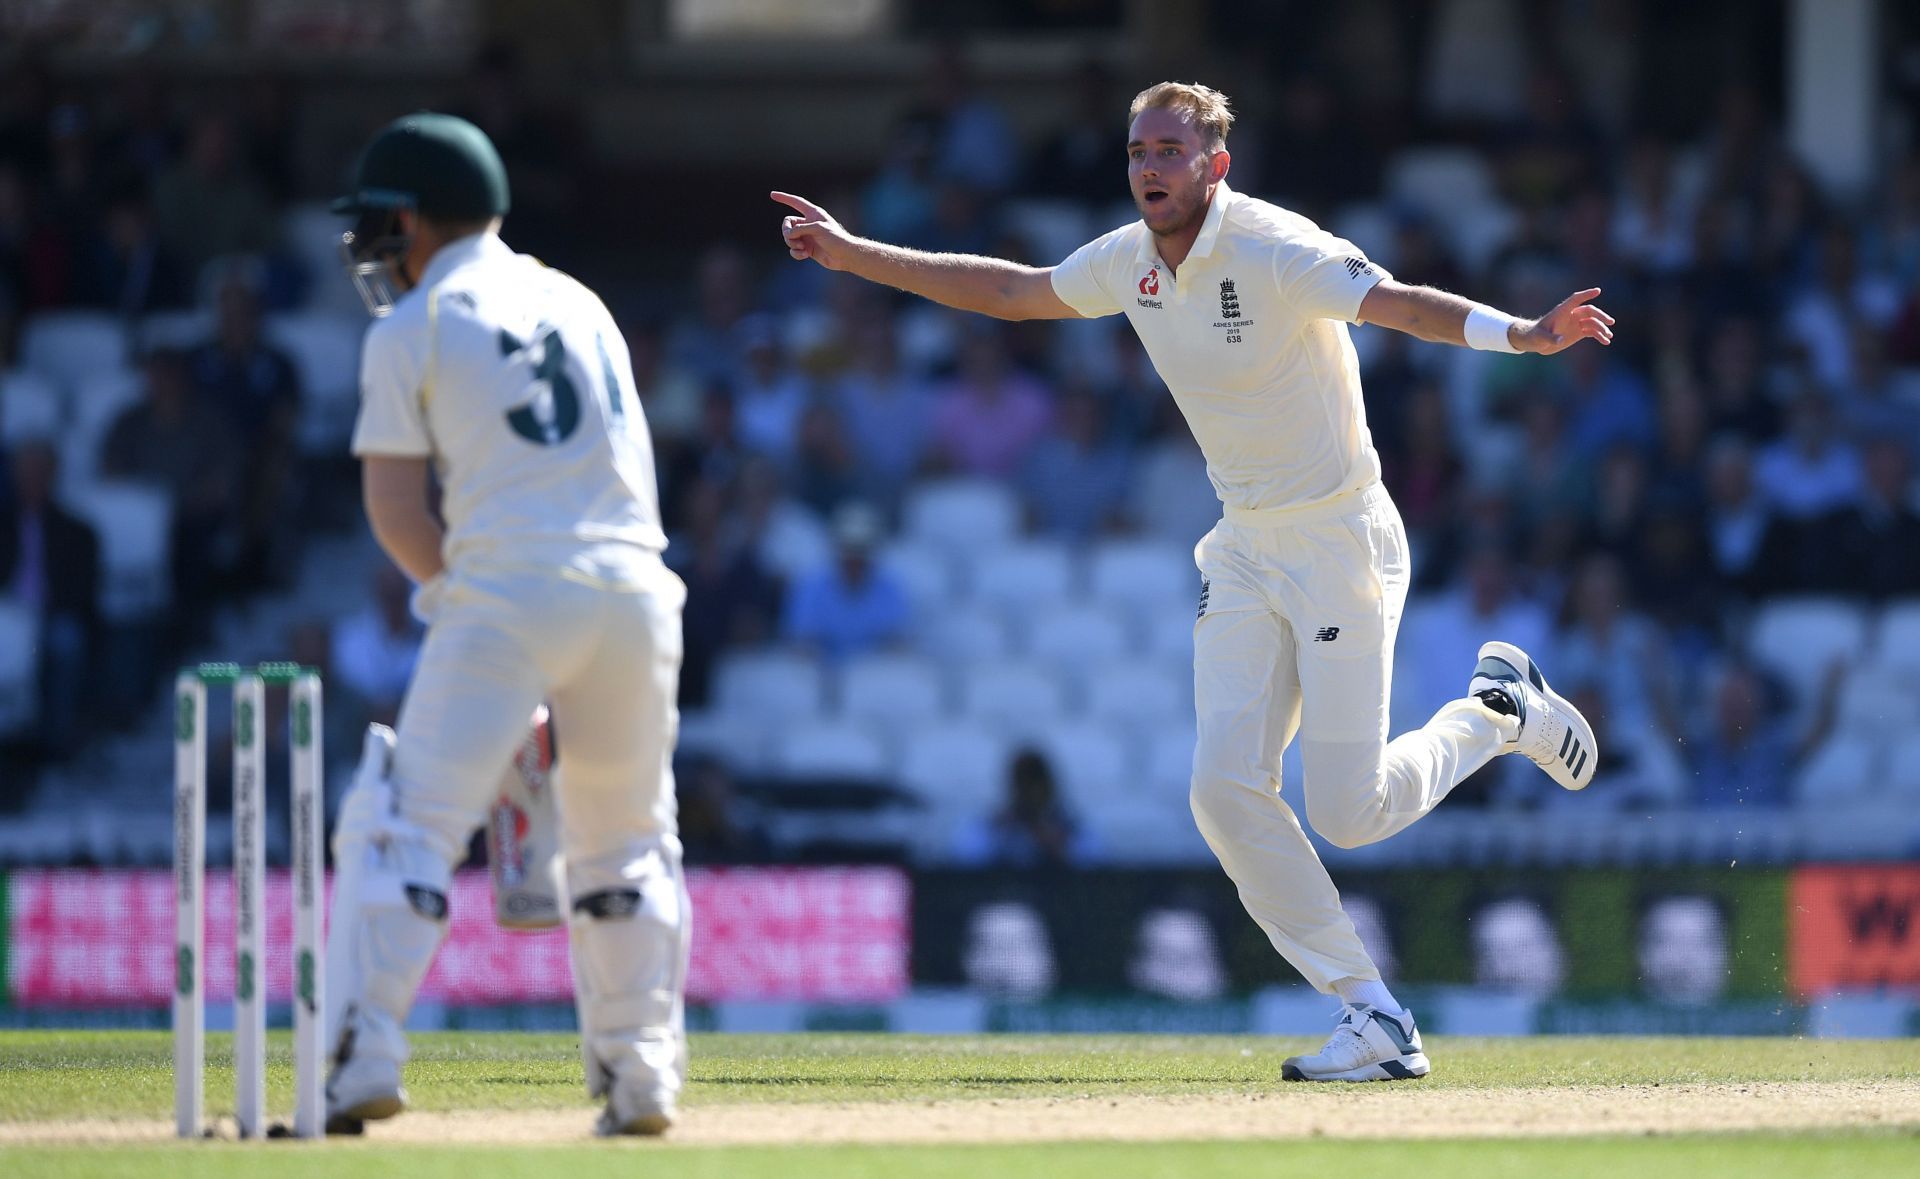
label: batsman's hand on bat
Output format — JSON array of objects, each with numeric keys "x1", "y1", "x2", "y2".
[
  {"x1": 1513, "y1": 288, "x2": 1615, "y2": 355},
  {"x1": 772, "y1": 191, "x2": 855, "y2": 271}
]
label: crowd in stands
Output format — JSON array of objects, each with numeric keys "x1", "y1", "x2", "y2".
[{"x1": 2, "y1": 28, "x2": 1917, "y2": 851}]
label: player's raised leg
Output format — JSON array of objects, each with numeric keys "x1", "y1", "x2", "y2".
[
  {"x1": 323, "y1": 594, "x2": 546, "y2": 1132},
  {"x1": 1470, "y1": 640, "x2": 1600, "y2": 790},
  {"x1": 545, "y1": 569, "x2": 690, "y2": 1136}
]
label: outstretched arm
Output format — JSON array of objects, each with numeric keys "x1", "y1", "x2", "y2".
[
  {"x1": 772, "y1": 191, "x2": 1082, "y2": 322},
  {"x1": 1357, "y1": 281, "x2": 1614, "y2": 354}
]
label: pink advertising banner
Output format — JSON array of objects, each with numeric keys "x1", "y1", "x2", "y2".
[{"x1": 5, "y1": 866, "x2": 909, "y2": 1007}]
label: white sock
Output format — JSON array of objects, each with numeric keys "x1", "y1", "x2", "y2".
[{"x1": 1332, "y1": 976, "x2": 1406, "y2": 1017}]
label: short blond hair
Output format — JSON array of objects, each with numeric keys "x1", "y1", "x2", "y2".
[{"x1": 1129, "y1": 81, "x2": 1234, "y2": 150}]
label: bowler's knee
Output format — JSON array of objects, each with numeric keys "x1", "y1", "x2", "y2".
[{"x1": 1303, "y1": 775, "x2": 1390, "y2": 850}]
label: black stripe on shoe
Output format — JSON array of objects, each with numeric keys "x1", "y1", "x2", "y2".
[
  {"x1": 1378, "y1": 1059, "x2": 1420, "y2": 1080},
  {"x1": 1559, "y1": 729, "x2": 1573, "y2": 761},
  {"x1": 1571, "y1": 747, "x2": 1588, "y2": 779}
]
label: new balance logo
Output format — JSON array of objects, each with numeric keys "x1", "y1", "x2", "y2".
[
  {"x1": 1314, "y1": 627, "x2": 1340, "y2": 642},
  {"x1": 1343, "y1": 257, "x2": 1374, "y2": 279}
]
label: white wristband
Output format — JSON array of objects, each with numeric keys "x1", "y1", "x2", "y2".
[{"x1": 1464, "y1": 305, "x2": 1523, "y2": 353}]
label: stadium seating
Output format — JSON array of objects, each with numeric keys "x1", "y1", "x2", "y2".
[
  {"x1": 957, "y1": 660, "x2": 1069, "y2": 737},
  {"x1": 1746, "y1": 598, "x2": 1870, "y2": 696},
  {"x1": 1082, "y1": 659, "x2": 1189, "y2": 727},
  {"x1": 1794, "y1": 738, "x2": 1884, "y2": 806},
  {"x1": 914, "y1": 604, "x2": 1017, "y2": 667},
  {"x1": 59, "y1": 370, "x2": 144, "y2": 496},
  {"x1": 1086, "y1": 538, "x2": 1195, "y2": 613},
  {"x1": 134, "y1": 309, "x2": 214, "y2": 351},
  {"x1": 0, "y1": 370, "x2": 61, "y2": 442},
  {"x1": 902, "y1": 478, "x2": 1023, "y2": 552},
  {"x1": 20, "y1": 311, "x2": 128, "y2": 389},
  {"x1": 0, "y1": 600, "x2": 38, "y2": 736},
  {"x1": 970, "y1": 540, "x2": 1077, "y2": 611},
  {"x1": 837, "y1": 652, "x2": 948, "y2": 725},
  {"x1": 267, "y1": 311, "x2": 365, "y2": 453},
  {"x1": 69, "y1": 482, "x2": 173, "y2": 621},
  {"x1": 876, "y1": 540, "x2": 960, "y2": 615},
  {"x1": 773, "y1": 720, "x2": 890, "y2": 779},
  {"x1": 1034, "y1": 721, "x2": 1129, "y2": 810},
  {"x1": 1833, "y1": 666, "x2": 1920, "y2": 735},
  {"x1": 1024, "y1": 601, "x2": 1131, "y2": 663},
  {"x1": 711, "y1": 650, "x2": 826, "y2": 725},
  {"x1": 1885, "y1": 734, "x2": 1920, "y2": 796},
  {"x1": 1874, "y1": 600, "x2": 1920, "y2": 677}
]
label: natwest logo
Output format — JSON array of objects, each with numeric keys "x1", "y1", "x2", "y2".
[{"x1": 1138, "y1": 267, "x2": 1160, "y2": 296}]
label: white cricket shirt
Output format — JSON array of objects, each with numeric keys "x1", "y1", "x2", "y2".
[
  {"x1": 1051, "y1": 182, "x2": 1389, "y2": 513},
  {"x1": 352, "y1": 233, "x2": 667, "y2": 571}
]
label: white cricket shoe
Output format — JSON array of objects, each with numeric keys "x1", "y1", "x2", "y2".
[
  {"x1": 1468, "y1": 640, "x2": 1598, "y2": 791},
  {"x1": 324, "y1": 1043, "x2": 405, "y2": 1134},
  {"x1": 595, "y1": 1083, "x2": 676, "y2": 1137},
  {"x1": 1281, "y1": 1004, "x2": 1430, "y2": 1082}
]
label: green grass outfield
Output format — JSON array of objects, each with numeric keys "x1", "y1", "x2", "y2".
[{"x1": 3, "y1": 1031, "x2": 1915, "y2": 1177}]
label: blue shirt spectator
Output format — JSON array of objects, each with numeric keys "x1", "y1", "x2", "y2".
[{"x1": 781, "y1": 503, "x2": 910, "y2": 661}]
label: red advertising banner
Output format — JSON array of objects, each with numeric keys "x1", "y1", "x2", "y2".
[
  {"x1": 5, "y1": 866, "x2": 909, "y2": 1007},
  {"x1": 1789, "y1": 864, "x2": 1920, "y2": 997}
]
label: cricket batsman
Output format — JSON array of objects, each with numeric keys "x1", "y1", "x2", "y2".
[
  {"x1": 324, "y1": 112, "x2": 688, "y2": 1134},
  {"x1": 774, "y1": 82, "x2": 1611, "y2": 1081}
]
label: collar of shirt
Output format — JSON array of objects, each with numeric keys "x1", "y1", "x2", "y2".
[
  {"x1": 416, "y1": 231, "x2": 514, "y2": 291},
  {"x1": 1134, "y1": 180, "x2": 1237, "y2": 269}
]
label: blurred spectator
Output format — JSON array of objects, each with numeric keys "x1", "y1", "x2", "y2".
[
  {"x1": 1554, "y1": 553, "x2": 1675, "y2": 738},
  {"x1": 1561, "y1": 345, "x2": 1656, "y2": 464},
  {"x1": 1541, "y1": 681, "x2": 1685, "y2": 811},
  {"x1": 1702, "y1": 437, "x2": 1776, "y2": 590},
  {"x1": 1399, "y1": 543, "x2": 1551, "y2": 722},
  {"x1": 625, "y1": 316, "x2": 702, "y2": 446},
  {"x1": 1836, "y1": 324, "x2": 1920, "y2": 444},
  {"x1": 670, "y1": 481, "x2": 780, "y2": 709},
  {"x1": 1700, "y1": 316, "x2": 1780, "y2": 440},
  {"x1": 931, "y1": 324, "x2": 1052, "y2": 478},
  {"x1": 188, "y1": 270, "x2": 300, "y2": 590},
  {"x1": 677, "y1": 755, "x2": 772, "y2": 864},
  {"x1": 668, "y1": 245, "x2": 755, "y2": 387},
  {"x1": 98, "y1": 349, "x2": 239, "y2": 636},
  {"x1": 1611, "y1": 136, "x2": 1695, "y2": 276},
  {"x1": 731, "y1": 314, "x2": 810, "y2": 464},
  {"x1": 1261, "y1": 73, "x2": 1378, "y2": 219},
  {"x1": 658, "y1": 386, "x2": 748, "y2": 534},
  {"x1": 0, "y1": 439, "x2": 99, "y2": 759},
  {"x1": 912, "y1": 42, "x2": 1015, "y2": 194},
  {"x1": 449, "y1": 43, "x2": 581, "y2": 265},
  {"x1": 74, "y1": 180, "x2": 188, "y2": 314},
  {"x1": 151, "y1": 112, "x2": 277, "y2": 286},
  {"x1": 736, "y1": 457, "x2": 831, "y2": 584},
  {"x1": 1381, "y1": 382, "x2": 1468, "y2": 540},
  {"x1": 830, "y1": 315, "x2": 937, "y2": 503},
  {"x1": 1752, "y1": 391, "x2": 1862, "y2": 520},
  {"x1": 1021, "y1": 385, "x2": 1130, "y2": 540},
  {"x1": 782, "y1": 501, "x2": 908, "y2": 661},
  {"x1": 951, "y1": 748, "x2": 1093, "y2": 869},
  {"x1": 1024, "y1": 58, "x2": 1119, "y2": 206},
  {"x1": 1688, "y1": 664, "x2": 1833, "y2": 808},
  {"x1": 1783, "y1": 224, "x2": 1901, "y2": 390},
  {"x1": 328, "y1": 562, "x2": 423, "y2": 727},
  {"x1": 862, "y1": 116, "x2": 940, "y2": 246},
  {"x1": 790, "y1": 402, "x2": 867, "y2": 516},
  {"x1": 1496, "y1": 67, "x2": 1604, "y2": 208},
  {"x1": 1830, "y1": 438, "x2": 1920, "y2": 600}
]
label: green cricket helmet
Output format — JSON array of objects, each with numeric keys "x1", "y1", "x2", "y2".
[{"x1": 332, "y1": 112, "x2": 510, "y2": 316}]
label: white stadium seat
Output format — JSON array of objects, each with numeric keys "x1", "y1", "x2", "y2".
[
  {"x1": 0, "y1": 370, "x2": 61, "y2": 442},
  {"x1": 903, "y1": 478, "x2": 1022, "y2": 552},
  {"x1": 135, "y1": 309, "x2": 214, "y2": 351},
  {"x1": 59, "y1": 370, "x2": 144, "y2": 496},
  {"x1": 673, "y1": 709, "x2": 771, "y2": 772},
  {"x1": 1794, "y1": 738, "x2": 1883, "y2": 807},
  {"x1": 1833, "y1": 666, "x2": 1920, "y2": 735},
  {"x1": 915, "y1": 604, "x2": 1016, "y2": 669},
  {"x1": 1145, "y1": 724, "x2": 1199, "y2": 795},
  {"x1": 774, "y1": 721, "x2": 891, "y2": 779},
  {"x1": 1087, "y1": 539, "x2": 1194, "y2": 612},
  {"x1": 958, "y1": 660, "x2": 1068, "y2": 736},
  {"x1": 897, "y1": 722, "x2": 1012, "y2": 812},
  {"x1": 69, "y1": 482, "x2": 173, "y2": 621},
  {"x1": 1082, "y1": 660, "x2": 1189, "y2": 727},
  {"x1": 1035, "y1": 722, "x2": 1131, "y2": 809},
  {"x1": 1747, "y1": 598, "x2": 1869, "y2": 694},
  {"x1": 0, "y1": 600, "x2": 39, "y2": 737},
  {"x1": 1386, "y1": 148, "x2": 1499, "y2": 221},
  {"x1": 711, "y1": 650, "x2": 826, "y2": 724},
  {"x1": 21, "y1": 311, "x2": 129, "y2": 389},
  {"x1": 1144, "y1": 608, "x2": 1196, "y2": 662},
  {"x1": 1024, "y1": 601, "x2": 1131, "y2": 664},
  {"x1": 837, "y1": 652, "x2": 947, "y2": 725},
  {"x1": 875, "y1": 541, "x2": 959, "y2": 616},
  {"x1": 970, "y1": 540, "x2": 1076, "y2": 611},
  {"x1": 1873, "y1": 600, "x2": 1920, "y2": 677},
  {"x1": 1001, "y1": 199, "x2": 1094, "y2": 267}
]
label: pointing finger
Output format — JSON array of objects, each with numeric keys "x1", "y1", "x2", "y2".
[{"x1": 770, "y1": 190, "x2": 826, "y2": 219}]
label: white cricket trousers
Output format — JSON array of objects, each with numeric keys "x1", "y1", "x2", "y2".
[
  {"x1": 393, "y1": 555, "x2": 686, "y2": 867},
  {"x1": 1189, "y1": 482, "x2": 1510, "y2": 991}
]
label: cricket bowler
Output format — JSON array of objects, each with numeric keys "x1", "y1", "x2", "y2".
[
  {"x1": 774, "y1": 82, "x2": 1612, "y2": 1081},
  {"x1": 325, "y1": 112, "x2": 689, "y2": 1133}
]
